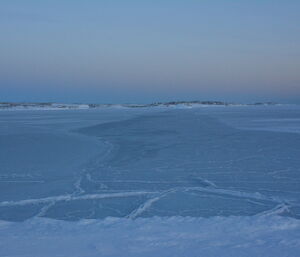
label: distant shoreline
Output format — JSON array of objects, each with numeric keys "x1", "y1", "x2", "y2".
[{"x1": 0, "y1": 101, "x2": 281, "y2": 110}]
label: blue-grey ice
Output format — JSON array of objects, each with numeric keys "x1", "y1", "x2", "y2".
[{"x1": 0, "y1": 105, "x2": 300, "y2": 256}]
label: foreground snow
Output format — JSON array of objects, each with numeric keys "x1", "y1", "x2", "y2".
[{"x1": 1, "y1": 215, "x2": 300, "y2": 257}]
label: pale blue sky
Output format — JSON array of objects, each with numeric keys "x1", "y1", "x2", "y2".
[{"x1": 1, "y1": 0, "x2": 299, "y2": 103}]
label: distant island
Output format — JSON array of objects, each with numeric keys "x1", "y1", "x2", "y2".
[{"x1": 0, "y1": 101, "x2": 279, "y2": 110}]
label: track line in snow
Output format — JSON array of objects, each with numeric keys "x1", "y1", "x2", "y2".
[
  {"x1": 127, "y1": 189, "x2": 177, "y2": 219},
  {"x1": 0, "y1": 191, "x2": 155, "y2": 207}
]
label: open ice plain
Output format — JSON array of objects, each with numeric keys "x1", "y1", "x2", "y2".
[{"x1": 0, "y1": 105, "x2": 300, "y2": 256}]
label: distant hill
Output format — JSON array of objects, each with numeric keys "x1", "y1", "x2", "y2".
[{"x1": 0, "y1": 101, "x2": 278, "y2": 110}]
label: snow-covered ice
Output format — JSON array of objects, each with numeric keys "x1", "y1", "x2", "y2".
[
  {"x1": 0, "y1": 105, "x2": 300, "y2": 256},
  {"x1": 1, "y1": 215, "x2": 300, "y2": 257}
]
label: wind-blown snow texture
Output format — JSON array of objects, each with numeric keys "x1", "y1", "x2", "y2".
[{"x1": 0, "y1": 105, "x2": 300, "y2": 256}]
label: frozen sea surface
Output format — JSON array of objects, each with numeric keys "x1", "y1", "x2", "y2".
[{"x1": 0, "y1": 105, "x2": 300, "y2": 256}]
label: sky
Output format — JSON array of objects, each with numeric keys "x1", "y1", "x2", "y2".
[{"x1": 0, "y1": 0, "x2": 300, "y2": 104}]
